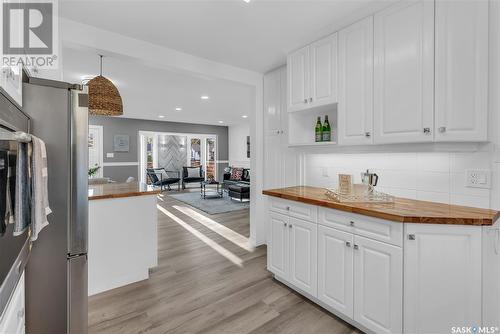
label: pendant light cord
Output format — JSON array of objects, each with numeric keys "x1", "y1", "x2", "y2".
[{"x1": 99, "y1": 55, "x2": 103, "y2": 76}]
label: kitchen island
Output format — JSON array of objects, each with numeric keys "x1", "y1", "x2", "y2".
[
  {"x1": 263, "y1": 186, "x2": 500, "y2": 334},
  {"x1": 88, "y1": 182, "x2": 160, "y2": 296}
]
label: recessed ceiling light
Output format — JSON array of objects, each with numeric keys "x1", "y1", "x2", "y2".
[
  {"x1": 158, "y1": 115, "x2": 165, "y2": 118},
  {"x1": 243, "y1": 0, "x2": 251, "y2": 3},
  {"x1": 201, "y1": 95, "x2": 210, "y2": 100},
  {"x1": 242, "y1": 115, "x2": 248, "y2": 118},
  {"x1": 175, "y1": 107, "x2": 182, "y2": 111},
  {"x1": 218, "y1": 120, "x2": 224, "y2": 124}
]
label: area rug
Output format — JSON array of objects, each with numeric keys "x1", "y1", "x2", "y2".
[{"x1": 167, "y1": 192, "x2": 249, "y2": 215}]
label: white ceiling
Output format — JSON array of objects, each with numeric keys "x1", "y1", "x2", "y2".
[
  {"x1": 63, "y1": 46, "x2": 254, "y2": 126},
  {"x1": 60, "y1": 0, "x2": 394, "y2": 73}
]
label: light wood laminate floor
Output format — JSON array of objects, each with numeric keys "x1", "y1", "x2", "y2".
[{"x1": 88, "y1": 190, "x2": 360, "y2": 334}]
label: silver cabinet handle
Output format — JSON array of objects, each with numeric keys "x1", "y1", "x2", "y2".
[
  {"x1": 423, "y1": 128, "x2": 431, "y2": 134},
  {"x1": 365, "y1": 132, "x2": 371, "y2": 137},
  {"x1": 284, "y1": 222, "x2": 287, "y2": 227},
  {"x1": 304, "y1": 98, "x2": 308, "y2": 103},
  {"x1": 353, "y1": 244, "x2": 359, "y2": 250},
  {"x1": 438, "y1": 126, "x2": 446, "y2": 133},
  {"x1": 276, "y1": 130, "x2": 280, "y2": 134},
  {"x1": 345, "y1": 241, "x2": 351, "y2": 247},
  {"x1": 350, "y1": 221, "x2": 355, "y2": 227},
  {"x1": 289, "y1": 224, "x2": 292, "y2": 228},
  {"x1": 309, "y1": 97, "x2": 313, "y2": 103},
  {"x1": 408, "y1": 234, "x2": 416, "y2": 240}
]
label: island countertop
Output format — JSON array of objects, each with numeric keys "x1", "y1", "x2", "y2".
[
  {"x1": 88, "y1": 182, "x2": 160, "y2": 200},
  {"x1": 263, "y1": 186, "x2": 500, "y2": 226}
]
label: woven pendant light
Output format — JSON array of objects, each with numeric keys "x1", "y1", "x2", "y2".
[{"x1": 88, "y1": 55, "x2": 123, "y2": 116}]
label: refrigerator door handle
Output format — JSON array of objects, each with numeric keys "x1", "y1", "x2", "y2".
[{"x1": 68, "y1": 89, "x2": 88, "y2": 256}]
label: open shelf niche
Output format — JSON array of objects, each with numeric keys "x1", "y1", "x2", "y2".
[{"x1": 288, "y1": 104, "x2": 338, "y2": 147}]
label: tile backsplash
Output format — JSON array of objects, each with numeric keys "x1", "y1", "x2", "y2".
[{"x1": 304, "y1": 151, "x2": 492, "y2": 209}]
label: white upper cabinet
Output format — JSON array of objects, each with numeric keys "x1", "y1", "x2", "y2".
[
  {"x1": 373, "y1": 0, "x2": 434, "y2": 144},
  {"x1": 404, "y1": 224, "x2": 482, "y2": 334},
  {"x1": 338, "y1": 17, "x2": 373, "y2": 146},
  {"x1": 434, "y1": 0, "x2": 488, "y2": 142},
  {"x1": 264, "y1": 68, "x2": 283, "y2": 137},
  {"x1": 288, "y1": 46, "x2": 310, "y2": 112},
  {"x1": 353, "y1": 236, "x2": 402, "y2": 334},
  {"x1": 288, "y1": 34, "x2": 337, "y2": 113},
  {"x1": 310, "y1": 34, "x2": 338, "y2": 108}
]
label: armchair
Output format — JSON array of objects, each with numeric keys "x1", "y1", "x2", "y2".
[
  {"x1": 146, "y1": 168, "x2": 181, "y2": 191},
  {"x1": 182, "y1": 166, "x2": 204, "y2": 189}
]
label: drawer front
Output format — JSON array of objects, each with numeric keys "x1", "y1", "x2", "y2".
[
  {"x1": 319, "y1": 207, "x2": 403, "y2": 247},
  {"x1": 270, "y1": 198, "x2": 317, "y2": 222}
]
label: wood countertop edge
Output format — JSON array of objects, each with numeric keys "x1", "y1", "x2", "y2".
[
  {"x1": 89, "y1": 190, "x2": 161, "y2": 201},
  {"x1": 263, "y1": 188, "x2": 500, "y2": 226}
]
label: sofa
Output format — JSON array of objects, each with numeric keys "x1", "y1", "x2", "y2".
[
  {"x1": 223, "y1": 167, "x2": 250, "y2": 187},
  {"x1": 223, "y1": 167, "x2": 250, "y2": 201}
]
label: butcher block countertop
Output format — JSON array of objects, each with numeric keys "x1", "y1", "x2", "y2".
[
  {"x1": 89, "y1": 182, "x2": 160, "y2": 200},
  {"x1": 263, "y1": 186, "x2": 500, "y2": 226}
]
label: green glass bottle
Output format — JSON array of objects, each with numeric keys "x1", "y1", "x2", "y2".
[
  {"x1": 315, "y1": 116, "x2": 322, "y2": 142},
  {"x1": 322, "y1": 115, "x2": 331, "y2": 142}
]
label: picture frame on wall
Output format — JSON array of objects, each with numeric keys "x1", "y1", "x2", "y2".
[
  {"x1": 246, "y1": 136, "x2": 250, "y2": 158},
  {"x1": 114, "y1": 134, "x2": 130, "y2": 152}
]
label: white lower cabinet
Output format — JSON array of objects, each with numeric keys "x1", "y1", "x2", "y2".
[
  {"x1": 268, "y1": 210, "x2": 317, "y2": 297},
  {"x1": 318, "y1": 225, "x2": 354, "y2": 319},
  {"x1": 267, "y1": 199, "x2": 487, "y2": 334},
  {"x1": 404, "y1": 224, "x2": 482, "y2": 334},
  {"x1": 268, "y1": 212, "x2": 289, "y2": 279},
  {"x1": 354, "y1": 236, "x2": 402, "y2": 334},
  {"x1": 289, "y1": 217, "x2": 317, "y2": 296}
]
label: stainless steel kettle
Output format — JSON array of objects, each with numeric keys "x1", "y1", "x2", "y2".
[{"x1": 361, "y1": 169, "x2": 378, "y2": 187}]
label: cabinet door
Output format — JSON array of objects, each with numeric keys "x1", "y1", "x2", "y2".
[
  {"x1": 338, "y1": 17, "x2": 373, "y2": 146},
  {"x1": 289, "y1": 217, "x2": 317, "y2": 296},
  {"x1": 354, "y1": 236, "x2": 402, "y2": 334},
  {"x1": 287, "y1": 46, "x2": 310, "y2": 112},
  {"x1": 373, "y1": 1, "x2": 434, "y2": 144},
  {"x1": 317, "y1": 225, "x2": 354, "y2": 319},
  {"x1": 434, "y1": 0, "x2": 488, "y2": 142},
  {"x1": 263, "y1": 134, "x2": 284, "y2": 190},
  {"x1": 404, "y1": 224, "x2": 482, "y2": 334},
  {"x1": 268, "y1": 212, "x2": 289, "y2": 279},
  {"x1": 264, "y1": 68, "x2": 282, "y2": 137},
  {"x1": 310, "y1": 34, "x2": 337, "y2": 107}
]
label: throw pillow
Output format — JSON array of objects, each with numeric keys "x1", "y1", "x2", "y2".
[
  {"x1": 230, "y1": 168, "x2": 243, "y2": 181},
  {"x1": 187, "y1": 167, "x2": 200, "y2": 178}
]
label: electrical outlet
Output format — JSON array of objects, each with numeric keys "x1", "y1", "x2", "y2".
[
  {"x1": 106, "y1": 153, "x2": 114, "y2": 158},
  {"x1": 465, "y1": 169, "x2": 491, "y2": 189},
  {"x1": 321, "y1": 167, "x2": 329, "y2": 177}
]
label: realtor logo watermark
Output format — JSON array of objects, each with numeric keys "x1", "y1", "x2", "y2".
[
  {"x1": 1, "y1": 0, "x2": 59, "y2": 69},
  {"x1": 451, "y1": 326, "x2": 500, "y2": 334}
]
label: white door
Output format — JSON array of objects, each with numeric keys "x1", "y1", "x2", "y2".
[
  {"x1": 434, "y1": 0, "x2": 488, "y2": 142},
  {"x1": 289, "y1": 217, "x2": 317, "y2": 296},
  {"x1": 404, "y1": 224, "x2": 482, "y2": 334},
  {"x1": 88, "y1": 125, "x2": 104, "y2": 178},
  {"x1": 373, "y1": 0, "x2": 434, "y2": 144},
  {"x1": 268, "y1": 212, "x2": 289, "y2": 279},
  {"x1": 310, "y1": 33, "x2": 337, "y2": 108},
  {"x1": 287, "y1": 46, "x2": 310, "y2": 112},
  {"x1": 264, "y1": 68, "x2": 282, "y2": 136},
  {"x1": 317, "y1": 225, "x2": 354, "y2": 319},
  {"x1": 338, "y1": 17, "x2": 374, "y2": 146},
  {"x1": 353, "y1": 236, "x2": 402, "y2": 334}
]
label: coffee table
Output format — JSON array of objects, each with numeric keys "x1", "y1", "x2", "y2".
[{"x1": 200, "y1": 181, "x2": 223, "y2": 199}]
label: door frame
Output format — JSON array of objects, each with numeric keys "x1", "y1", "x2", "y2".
[{"x1": 88, "y1": 125, "x2": 104, "y2": 178}]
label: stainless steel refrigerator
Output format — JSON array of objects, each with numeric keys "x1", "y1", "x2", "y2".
[{"x1": 22, "y1": 77, "x2": 88, "y2": 334}]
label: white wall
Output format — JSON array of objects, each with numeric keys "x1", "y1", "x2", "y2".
[
  {"x1": 304, "y1": 151, "x2": 491, "y2": 209},
  {"x1": 228, "y1": 123, "x2": 250, "y2": 168}
]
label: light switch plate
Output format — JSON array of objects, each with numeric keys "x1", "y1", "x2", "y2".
[
  {"x1": 465, "y1": 169, "x2": 491, "y2": 189},
  {"x1": 106, "y1": 153, "x2": 114, "y2": 158}
]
